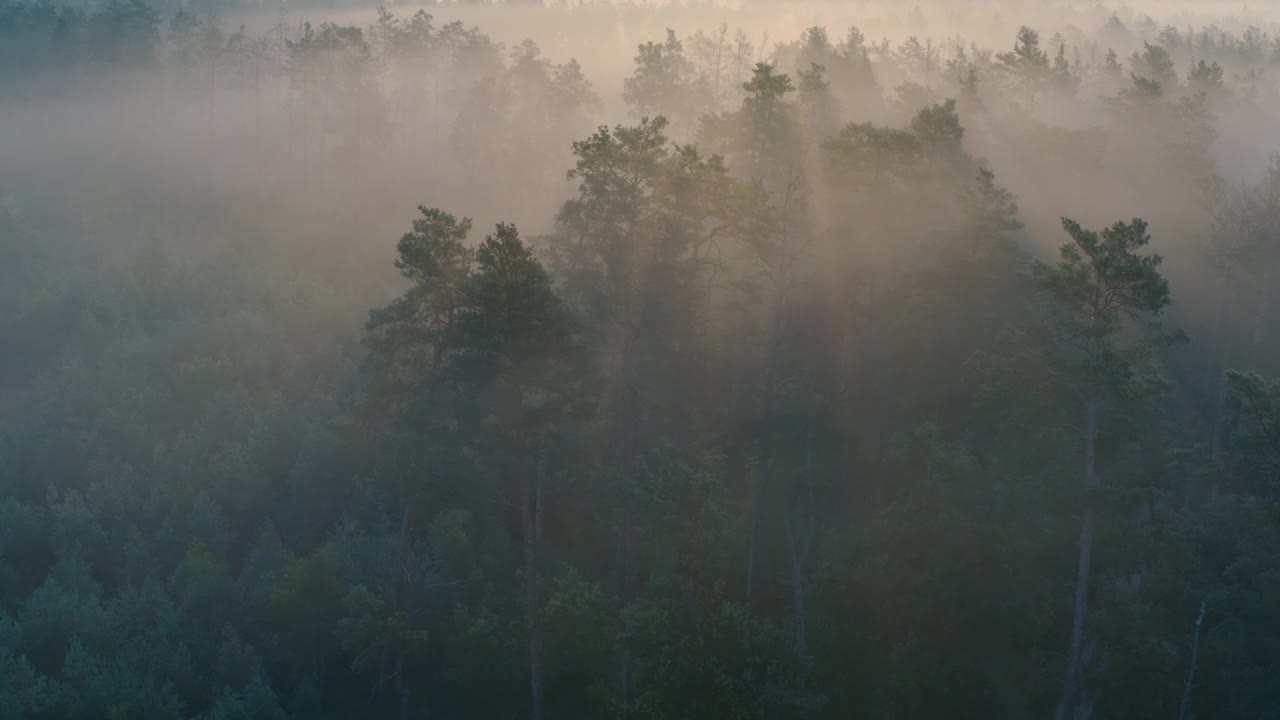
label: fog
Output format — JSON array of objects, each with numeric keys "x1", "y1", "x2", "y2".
[{"x1": 4, "y1": 0, "x2": 1280, "y2": 718}]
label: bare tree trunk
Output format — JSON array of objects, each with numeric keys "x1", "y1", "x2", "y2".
[
  {"x1": 1246, "y1": 289, "x2": 1267, "y2": 372},
  {"x1": 395, "y1": 649, "x2": 410, "y2": 720},
  {"x1": 733, "y1": 31, "x2": 749, "y2": 106},
  {"x1": 206, "y1": 52, "x2": 217, "y2": 187},
  {"x1": 397, "y1": 504, "x2": 415, "y2": 720},
  {"x1": 747, "y1": 176, "x2": 800, "y2": 612},
  {"x1": 785, "y1": 517, "x2": 808, "y2": 656},
  {"x1": 612, "y1": 233, "x2": 645, "y2": 702},
  {"x1": 784, "y1": 419, "x2": 816, "y2": 671},
  {"x1": 397, "y1": 507, "x2": 414, "y2": 595},
  {"x1": 746, "y1": 273, "x2": 785, "y2": 612},
  {"x1": 727, "y1": 301, "x2": 749, "y2": 424},
  {"x1": 521, "y1": 460, "x2": 545, "y2": 720},
  {"x1": 1059, "y1": 384, "x2": 1100, "y2": 720},
  {"x1": 536, "y1": 456, "x2": 545, "y2": 545},
  {"x1": 613, "y1": 362, "x2": 639, "y2": 701},
  {"x1": 713, "y1": 23, "x2": 727, "y2": 109},
  {"x1": 254, "y1": 51, "x2": 262, "y2": 160},
  {"x1": 745, "y1": 457, "x2": 770, "y2": 612},
  {"x1": 618, "y1": 508, "x2": 635, "y2": 701},
  {"x1": 1178, "y1": 602, "x2": 1207, "y2": 720}
]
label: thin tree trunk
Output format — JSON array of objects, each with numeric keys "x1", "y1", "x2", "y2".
[
  {"x1": 745, "y1": 457, "x2": 770, "y2": 612},
  {"x1": 713, "y1": 23, "x2": 726, "y2": 108},
  {"x1": 1208, "y1": 279, "x2": 1234, "y2": 456},
  {"x1": 254, "y1": 53, "x2": 262, "y2": 159},
  {"x1": 747, "y1": 178, "x2": 799, "y2": 612},
  {"x1": 1059, "y1": 384, "x2": 1100, "y2": 720},
  {"x1": 521, "y1": 460, "x2": 545, "y2": 720},
  {"x1": 1246, "y1": 289, "x2": 1267, "y2": 372},
  {"x1": 1178, "y1": 601, "x2": 1207, "y2": 720},
  {"x1": 397, "y1": 507, "x2": 414, "y2": 596},
  {"x1": 784, "y1": 526, "x2": 807, "y2": 652},
  {"x1": 395, "y1": 649, "x2": 409, "y2": 720},
  {"x1": 746, "y1": 281, "x2": 785, "y2": 612},
  {"x1": 784, "y1": 420, "x2": 816, "y2": 668},
  {"x1": 613, "y1": 377, "x2": 639, "y2": 701},
  {"x1": 612, "y1": 231, "x2": 644, "y2": 702},
  {"x1": 374, "y1": 506, "x2": 415, "y2": 711},
  {"x1": 536, "y1": 457, "x2": 545, "y2": 544},
  {"x1": 786, "y1": 517, "x2": 808, "y2": 656}
]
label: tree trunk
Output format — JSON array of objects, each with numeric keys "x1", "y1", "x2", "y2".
[
  {"x1": 1208, "y1": 285, "x2": 1233, "y2": 457},
  {"x1": 1059, "y1": 384, "x2": 1100, "y2": 720},
  {"x1": 254, "y1": 54, "x2": 262, "y2": 159},
  {"x1": 397, "y1": 504, "x2": 416, "y2": 720},
  {"x1": 521, "y1": 461, "x2": 545, "y2": 720},
  {"x1": 1178, "y1": 602, "x2": 1207, "y2": 720},
  {"x1": 787, "y1": 531, "x2": 808, "y2": 657},
  {"x1": 746, "y1": 284, "x2": 785, "y2": 612},
  {"x1": 611, "y1": 216, "x2": 647, "y2": 701},
  {"x1": 745, "y1": 456, "x2": 770, "y2": 612},
  {"x1": 614, "y1": 375, "x2": 639, "y2": 702},
  {"x1": 373, "y1": 506, "x2": 415, "y2": 712},
  {"x1": 713, "y1": 24, "x2": 724, "y2": 108},
  {"x1": 395, "y1": 649, "x2": 410, "y2": 720},
  {"x1": 1246, "y1": 289, "x2": 1267, "y2": 372},
  {"x1": 784, "y1": 420, "x2": 816, "y2": 670}
]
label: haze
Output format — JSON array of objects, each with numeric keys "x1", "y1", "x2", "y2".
[{"x1": 3, "y1": 1, "x2": 1280, "y2": 718}]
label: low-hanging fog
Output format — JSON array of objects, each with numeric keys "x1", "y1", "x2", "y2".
[{"x1": 3, "y1": 0, "x2": 1280, "y2": 718}]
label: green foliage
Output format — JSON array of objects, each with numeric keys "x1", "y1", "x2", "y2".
[
  {"x1": 335, "y1": 584, "x2": 427, "y2": 673},
  {"x1": 999, "y1": 26, "x2": 1049, "y2": 70},
  {"x1": 996, "y1": 26, "x2": 1051, "y2": 104},
  {"x1": 201, "y1": 673, "x2": 288, "y2": 720},
  {"x1": 741, "y1": 62, "x2": 794, "y2": 109},
  {"x1": 1226, "y1": 370, "x2": 1280, "y2": 492},
  {"x1": 86, "y1": 0, "x2": 161, "y2": 67},
  {"x1": 1188, "y1": 58, "x2": 1225, "y2": 95},
  {"x1": 453, "y1": 223, "x2": 578, "y2": 385},
  {"x1": 364, "y1": 207, "x2": 473, "y2": 391},
  {"x1": 285, "y1": 21, "x2": 387, "y2": 147},
  {"x1": 1051, "y1": 42, "x2": 1079, "y2": 95},
  {"x1": 1130, "y1": 41, "x2": 1178, "y2": 89},
  {"x1": 541, "y1": 570, "x2": 615, "y2": 717},
  {"x1": 622, "y1": 600, "x2": 813, "y2": 720},
  {"x1": 4, "y1": 8, "x2": 1280, "y2": 720},
  {"x1": 623, "y1": 29, "x2": 709, "y2": 126},
  {"x1": 61, "y1": 636, "x2": 184, "y2": 720},
  {"x1": 1035, "y1": 217, "x2": 1184, "y2": 389},
  {"x1": 269, "y1": 547, "x2": 345, "y2": 666}
]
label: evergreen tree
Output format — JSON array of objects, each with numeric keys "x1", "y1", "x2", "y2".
[{"x1": 1036, "y1": 217, "x2": 1184, "y2": 719}]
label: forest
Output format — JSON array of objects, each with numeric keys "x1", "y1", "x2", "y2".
[{"x1": 2, "y1": 0, "x2": 1280, "y2": 718}]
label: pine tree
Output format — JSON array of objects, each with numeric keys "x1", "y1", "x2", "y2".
[
  {"x1": 448, "y1": 222, "x2": 587, "y2": 720},
  {"x1": 1036, "y1": 217, "x2": 1185, "y2": 719}
]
